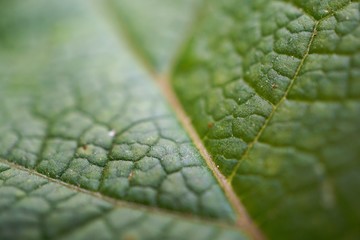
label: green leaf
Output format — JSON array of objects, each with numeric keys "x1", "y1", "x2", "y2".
[
  {"x1": 173, "y1": 0, "x2": 360, "y2": 239},
  {"x1": 0, "y1": 0, "x2": 359, "y2": 239},
  {"x1": 0, "y1": 0, "x2": 240, "y2": 239},
  {"x1": 0, "y1": 162, "x2": 246, "y2": 240},
  {"x1": 106, "y1": 0, "x2": 204, "y2": 71}
]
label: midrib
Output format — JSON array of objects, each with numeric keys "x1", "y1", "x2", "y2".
[
  {"x1": 94, "y1": 1, "x2": 355, "y2": 240},
  {"x1": 94, "y1": 1, "x2": 266, "y2": 239}
]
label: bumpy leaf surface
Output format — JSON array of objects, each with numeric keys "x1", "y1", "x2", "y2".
[
  {"x1": 0, "y1": 162, "x2": 245, "y2": 240},
  {"x1": 0, "y1": 0, "x2": 359, "y2": 239},
  {"x1": 174, "y1": 0, "x2": 360, "y2": 239}
]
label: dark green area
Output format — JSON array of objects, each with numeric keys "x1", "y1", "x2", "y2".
[{"x1": 173, "y1": 0, "x2": 360, "y2": 239}]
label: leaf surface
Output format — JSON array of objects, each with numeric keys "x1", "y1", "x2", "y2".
[
  {"x1": 0, "y1": 0, "x2": 242, "y2": 238},
  {"x1": 0, "y1": 0, "x2": 360, "y2": 239},
  {"x1": 0, "y1": 161, "x2": 246, "y2": 240},
  {"x1": 173, "y1": 0, "x2": 360, "y2": 239}
]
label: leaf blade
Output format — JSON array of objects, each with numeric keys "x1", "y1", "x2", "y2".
[
  {"x1": 0, "y1": 160, "x2": 248, "y2": 240},
  {"x1": 0, "y1": 0, "x2": 236, "y2": 227},
  {"x1": 173, "y1": 0, "x2": 360, "y2": 238}
]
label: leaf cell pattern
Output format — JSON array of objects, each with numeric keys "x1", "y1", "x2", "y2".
[{"x1": 173, "y1": 0, "x2": 360, "y2": 239}]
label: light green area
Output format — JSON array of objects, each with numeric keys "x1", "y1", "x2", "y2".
[
  {"x1": 0, "y1": 162, "x2": 247, "y2": 240},
  {"x1": 108, "y1": 0, "x2": 204, "y2": 71},
  {"x1": 173, "y1": 0, "x2": 360, "y2": 239},
  {"x1": 0, "y1": 0, "x2": 238, "y2": 236}
]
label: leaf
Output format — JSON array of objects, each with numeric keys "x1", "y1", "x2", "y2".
[
  {"x1": 0, "y1": 0, "x2": 359, "y2": 240},
  {"x1": 106, "y1": 0, "x2": 204, "y2": 71},
  {"x1": 0, "y1": 0, "x2": 241, "y2": 239},
  {"x1": 173, "y1": 0, "x2": 360, "y2": 239},
  {"x1": 0, "y1": 162, "x2": 246, "y2": 240}
]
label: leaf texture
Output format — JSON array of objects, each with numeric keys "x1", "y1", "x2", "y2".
[
  {"x1": 0, "y1": 161, "x2": 246, "y2": 240},
  {"x1": 0, "y1": 0, "x2": 359, "y2": 239},
  {"x1": 0, "y1": 0, "x2": 242, "y2": 238},
  {"x1": 173, "y1": 0, "x2": 360, "y2": 239}
]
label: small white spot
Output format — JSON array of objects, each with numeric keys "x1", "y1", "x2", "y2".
[{"x1": 108, "y1": 129, "x2": 116, "y2": 137}]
